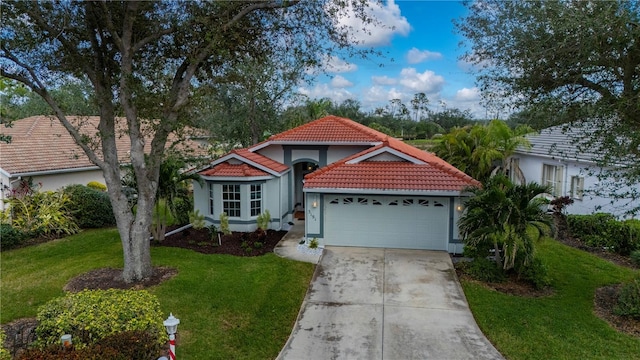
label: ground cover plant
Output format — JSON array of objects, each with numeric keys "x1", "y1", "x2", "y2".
[
  {"x1": 1, "y1": 228, "x2": 314, "y2": 359},
  {"x1": 461, "y1": 238, "x2": 640, "y2": 360}
]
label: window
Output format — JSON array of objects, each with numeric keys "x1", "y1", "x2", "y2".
[
  {"x1": 209, "y1": 183, "x2": 215, "y2": 215},
  {"x1": 402, "y1": 199, "x2": 414, "y2": 206},
  {"x1": 250, "y1": 184, "x2": 262, "y2": 216},
  {"x1": 542, "y1": 164, "x2": 563, "y2": 197},
  {"x1": 570, "y1": 176, "x2": 584, "y2": 200},
  {"x1": 222, "y1": 184, "x2": 241, "y2": 217}
]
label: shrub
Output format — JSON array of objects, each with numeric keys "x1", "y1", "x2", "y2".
[
  {"x1": 64, "y1": 185, "x2": 115, "y2": 228},
  {"x1": 189, "y1": 209, "x2": 206, "y2": 230},
  {"x1": 0, "y1": 329, "x2": 10, "y2": 360},
  {"x1": 308, "y1": 238, "x2": 319, "y2": 249},
  {"x1": 17, "y1": 330, "x2": 162, "y2": 360},
  {"x1": 567, "y1": 214, "x2": 640, "y2": 255},
  {"x1": 35, "y1": 289, "x2": 165, "y2": 349},
  {"x1": 5, "y1": 191, "x2": 79, "y2": 237},
  {"x1": 257, "y1": 210, "x2": 271, "y2": 231},
  {"x1": 631, "y1": 250, "x2": 640, "y2": 267},
  {"x1": 172, "y1": 193, "x2": 193, "y2": 226},
  {"x1": 516, "y1": 256, "x2": 551, "y2": 289},
  {"x1": 465, "y1": 257, "x2": 506, "y2": 283},
  {"x1": 582, "y1": 234, "x2": 607, "y2": 248},
  {"x1": 0, "y1": 223, "x2": 27, "y2": 250},
  {"x1": 219, "y1": 212, "x2": 231, "y2": 235},
  {"x1": 614, "y1": 277, "x2": 640, "y2": 320},
  {"x1": 86, "y1": 181, "x2": 107, "y2": 192}
]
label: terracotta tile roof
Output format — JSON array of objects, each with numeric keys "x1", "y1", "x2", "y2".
[
  {"x1": 198, "y1": 148, "x2": 288, "y2": 178},
  {"x1": 251, "y1": 115, "x2": 387, "y2": 149},
  {"x1": 304, "y1": 139, "x2": 480, "y2": 192},
  {"x1": 199, "y1": 163, "x2": 269, "y2": 177},
  {"x1": 231, "y1": 149, "x2": 289, "y2": 173},
  {"x1": 0, "y1": 115, "x2": 208, "y2": 176}
]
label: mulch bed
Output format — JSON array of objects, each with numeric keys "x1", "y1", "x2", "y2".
[{"x1": 155, "y1": 227, "x2": 288, "y2": 256}]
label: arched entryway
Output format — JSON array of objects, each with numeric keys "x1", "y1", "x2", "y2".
[{"x1": 292, "y1": 160, "x2": 318, "y2": 215}]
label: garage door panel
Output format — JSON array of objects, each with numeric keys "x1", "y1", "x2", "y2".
[{"x1": 324, "y1": 195, "x2": 448, "y2": 250}]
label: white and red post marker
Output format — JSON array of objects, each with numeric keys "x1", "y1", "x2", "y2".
[{"x1": 163, "y1": 313, "x2": 180, "y2": 360}]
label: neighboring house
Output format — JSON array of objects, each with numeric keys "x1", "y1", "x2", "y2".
[
  {"x1": 512, "y1": 124, "x2": 636, "y2": 218},
  {"x1": 194, "y1": 115, "x2": 480, "y2": 253},
  {"x1": 0, "y1": 115, "x2": 208, "y2": 210}
]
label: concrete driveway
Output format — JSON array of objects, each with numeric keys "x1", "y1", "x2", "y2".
[{"x1": 277, "y1": 247, "x2": 504, "y2": 360}]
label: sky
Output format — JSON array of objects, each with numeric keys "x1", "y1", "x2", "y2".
[{"x1": 298, "y1": 0, "x2": 485, "y2": 118}]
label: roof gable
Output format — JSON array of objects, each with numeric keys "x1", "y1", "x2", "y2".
[
  {"x1": 305, "y1": 138, "x2": 480, "y2": 193},
  {"x1": 199, "y1": 148, "x2": 288, "y2": 178},
  {"x1": 250, "y1": 115, "x2": 387, "y2": 151}
]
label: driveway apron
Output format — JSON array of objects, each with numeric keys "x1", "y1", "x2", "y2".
[{"x1": 277, "y1": 247, "x2": 504, "y2": 360}]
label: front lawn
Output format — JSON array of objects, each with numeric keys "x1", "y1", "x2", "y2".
[
  {"x1": 462, "y1": 238, "x2": 640, "y2": 360},
  {"x1": 1, "y1": 228, "x2": 315, "y2": 359}
]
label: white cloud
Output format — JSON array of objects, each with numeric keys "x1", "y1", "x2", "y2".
[
  {"x1": 331, "y1": 75, "x2": 354, "y2": 88},
  {"x1": 454, "y1": 87, "x2": 481, "y2": 102},
  {"x1": 371, "y1": 75, "x2": 397, "y2": 86},
  {"x1": 336, "y1": 0, "x2": 411, "y2": 47},
  {"x1": 298, "y1": 83, "x2": 354, "y2": 104},
  {"x1": 398, "y1": 68, "x2": 445, "y2": 93},
  {"x1": 362, "y1": 86, "x2": 407, "y2": 106},
  {"x1": 322, "y1": 55, "x2": 358, "y2": 73},
  {"x1": 406, "y1": 47, "x2": 442, "y2": 64}
]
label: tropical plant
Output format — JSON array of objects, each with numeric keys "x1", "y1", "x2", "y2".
[
  {"x1": 434, "y1": 120, "x2": 531, "y2": 183},
  {"x1": 459, "y1": 175, "x2": 551, "y2": 271},
  {"x1": 3, "y1": 191, "x2": 79, "y2": 238},
  {"x1": 189, "y1": 209, "x2": 206, "y2": 230},
  {"x1": 150, "y1": 198, "x2": 176, "y2": 243},
  {"x1": 219, "y1": 212, "x2": 231, "y2": 236}
]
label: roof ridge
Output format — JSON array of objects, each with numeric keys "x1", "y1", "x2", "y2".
[{"x1": 25, "y1": 116, "x2": 44, "y2": 137}]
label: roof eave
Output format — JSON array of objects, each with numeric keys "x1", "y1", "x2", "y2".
[
  {"x1": 200, "y1": 175, "x2": 275, "y2": 182},
  {"x1": 303, "y1": 187, "x2": 470, "y2": 196}
]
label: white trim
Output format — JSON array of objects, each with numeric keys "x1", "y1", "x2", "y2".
[
  {"x1": 303, "y1": 187, "x2": 464, "y2": 196},
  {"x1": 4, "y1": 165, "x2": 102, "y2": 177},
  {"x1": 514, "y1": 150, "x2": 598, "y2": 166},
  {"x1": 206, "y1": 153, "x2": 287, "y2": 177},
  {"x1": 345, "y1": 146, "x2": 426, "y2": 165},
  {"x1": 200, "y1": 175, "x2": 274, "y2": 182}
]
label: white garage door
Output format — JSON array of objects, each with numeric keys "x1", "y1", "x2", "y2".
[{"x1": 323, "y1": 195, "x2": 449, "y2": 250}]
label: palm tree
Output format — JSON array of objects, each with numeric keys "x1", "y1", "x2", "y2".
[
  {"x1": 459, "y1": 175, "x2": 551, "y2": 270},
  {"x1": 434, "y1": 120, "x2": 532, "y2": 183}
]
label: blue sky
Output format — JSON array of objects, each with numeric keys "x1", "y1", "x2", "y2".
[{"x1": 299, "y1": 0, "x2": 484, "y2": 117}]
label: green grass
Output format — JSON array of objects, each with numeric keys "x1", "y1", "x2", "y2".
[
  {"x1": 1, "y1": 229, "x2": 314, "y2": 359},
  {"x1": 462, "y1": 238, "x2": 640, "y2": 360}
]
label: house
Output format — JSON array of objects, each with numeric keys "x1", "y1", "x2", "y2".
[
  {"x1": 194, "y1": 115, "x2": 480, "y2": 253},
  {"x1": 0, "y1": 115, "x2": 208, "y2": 209},
  {"x1": 512, "y1": 124, "x2": 636, "y2": 218}
]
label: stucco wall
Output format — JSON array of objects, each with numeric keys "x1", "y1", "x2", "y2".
[{"x1": 515, "y1": 154, "x2": 634, "y2": 217}]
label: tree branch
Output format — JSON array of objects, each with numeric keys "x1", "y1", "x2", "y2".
[{"x1": 223, "y1": 1, "x2": 300, "y2": 31}]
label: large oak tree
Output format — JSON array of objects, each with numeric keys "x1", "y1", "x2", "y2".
[
  {"x1": 458, "y1": 0, "x2": 640, "y2": 214},
  {"x1": 1, "y1": 0, "x2": 379, "y2": 282}
]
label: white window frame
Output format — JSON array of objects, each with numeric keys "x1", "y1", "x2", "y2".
[
  {"x1": 570, "y1": 176, "x2": 584, "y2": 200},
  {"x1": 222, "y1": 184, "x2": 241, "y2": 217},
  {"x1": 250, "y1": 184, "x2": 262, "y2": 217},
  {"x1": 209, "y1": 183, "x2": 215, "y2": 215},
  {"x1": 542, "y1": 164, "x2": 563, "y2": 197}
]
